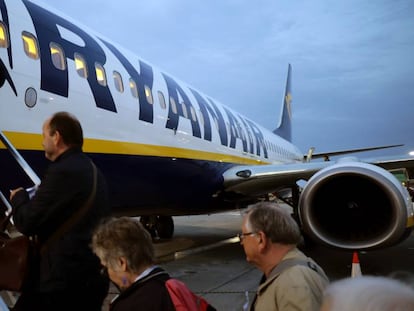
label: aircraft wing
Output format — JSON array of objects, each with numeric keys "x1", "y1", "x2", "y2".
[
  {"x1": 369, "y1": 155, "x2": 414, "y2": 171},
  {"x1": 222, "y1": 155, "x2": 414, "y2": 251},
  {"x1": 222, "y1": 161, "x2": 331, "y2": 196},
  {"x1": 222, "y1": 156, "x2": 414, "y2": 197},
  {"x1": 307, "y1": 144, "x2": 404, "y2": 161}
]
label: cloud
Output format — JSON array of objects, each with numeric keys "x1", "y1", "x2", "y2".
[{"x1": 38, "y1": 0, "x2": 414, "y2": 155}]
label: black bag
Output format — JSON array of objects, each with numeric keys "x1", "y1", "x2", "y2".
[
  {"x1": 0, "y1": 231, "x2": 35, "y2": 292},
  {"x1": 0, "y1": 162, "x2": 97, "y2": 292}
]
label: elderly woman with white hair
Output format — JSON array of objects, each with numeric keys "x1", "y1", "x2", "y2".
[{"x1": 321, "y1": 275, "x2": 414, "y2": 311}]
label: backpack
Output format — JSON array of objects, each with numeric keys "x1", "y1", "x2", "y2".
[
  {"x1": 165, "y1": 278, "x2": 216, "y2": 311},
  {"x1": 140, "y1": 270, "x2": 216, "y2": 311}
]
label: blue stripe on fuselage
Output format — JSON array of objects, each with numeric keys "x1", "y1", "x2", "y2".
[{"x1": 0, "y1": 150, "x2": 233, "y2": 215}]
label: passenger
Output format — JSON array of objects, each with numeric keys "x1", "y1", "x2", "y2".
[
  {"x1": 10, "y1": 111, "x2": 110, "y2": 311},
  {"x1": 91, "y1": 217, "x2": 182, "y2": 310},
  {"x1": 320, "y1": 275, "x2": 414, "y2": 311},
  {"x1": 240, "y1": 202, "x2": 329, "y2": 311}
]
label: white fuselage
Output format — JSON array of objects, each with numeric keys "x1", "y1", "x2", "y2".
[{"x1": 0, "y1": 0, "x2": 302, "y2": 214}]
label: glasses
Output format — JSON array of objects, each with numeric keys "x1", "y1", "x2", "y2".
[{"x1": 237, "y1": 231, "x2": 257, "y2": 242}]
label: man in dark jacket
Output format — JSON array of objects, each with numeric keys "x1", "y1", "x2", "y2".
[{"x1": 10, "y1": 111, "x2": 110, "y2": 311}]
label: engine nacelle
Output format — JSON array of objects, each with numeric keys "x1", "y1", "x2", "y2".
[{"x1": 298, "y1": 160, "x2": 413, "y2": 250}]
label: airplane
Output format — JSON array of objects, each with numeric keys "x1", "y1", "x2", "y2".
[{"x1": 1, "y1": 0, "x2": 414, "y2": 251}]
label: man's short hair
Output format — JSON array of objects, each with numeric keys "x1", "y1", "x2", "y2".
[
  {"x1": 49, "y1": 111, "x2": 83, "y2": 148},
  {"x1": 91, "y1": 217, "x2": 155, "y2": 273},
  {"x1": 246, "y1": 201, "x2": 302, "y2": 245}
]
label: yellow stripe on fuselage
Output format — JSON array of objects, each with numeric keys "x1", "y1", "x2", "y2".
[{"x1": 1, "y1": 131, "x2": 269, "y2": 165}]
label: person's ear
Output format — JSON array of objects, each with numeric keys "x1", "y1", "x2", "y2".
[
  {"x1": 53, "y1": 130, "x2": 61, "y2": 145},
  {"x1": 257, "y1": 231, "x2": 268, "y2": 252},
  {"x1": 118, "y1": 256, "x2": 128, "y2": 272}
]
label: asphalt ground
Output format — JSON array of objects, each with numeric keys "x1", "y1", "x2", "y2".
[
  {"x1": 101, "y1": 212, "x2": 414, "y2": 311},
  {"x1": 2, "y1": 211, "x2": 413, "y2": 310}
]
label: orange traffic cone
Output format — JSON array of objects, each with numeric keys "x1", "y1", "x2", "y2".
[{"x1": 351, "y1": 251, "x2": 362, "y2": 277}]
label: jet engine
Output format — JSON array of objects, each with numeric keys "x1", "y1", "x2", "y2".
[{"x1": 298, "y1": 160, "x2": 413, "y2": 250}]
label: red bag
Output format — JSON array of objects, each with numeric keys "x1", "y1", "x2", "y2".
[{"x1": 165, "y1": 278, "x2": 215, "y2": 311}]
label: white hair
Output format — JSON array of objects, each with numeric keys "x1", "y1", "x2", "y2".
[{"x1": 322, "y1": 276, "x2": 414, "y2": 311}]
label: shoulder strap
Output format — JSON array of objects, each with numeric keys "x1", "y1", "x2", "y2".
[
  {"x1": 267, "y1": 258, "x2": 327, "y2": 281},
  {"x1": 250, "y1": 258, "x2": 328, "y2": 311},
  {"x1": 39, "y1": 161, "x2": 97, "y2": 254}
]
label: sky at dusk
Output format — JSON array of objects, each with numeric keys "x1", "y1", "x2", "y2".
[{"x1": 38, "y1": 0, "x2": 414, "y2": 157}]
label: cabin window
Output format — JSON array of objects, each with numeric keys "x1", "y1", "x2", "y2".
[
  {"x1": 198, "y1": 110, "x2": 204, "y2": 126},
  {"x1": 0, "y1": 22, "x2": 9, "y2": 48},
  {"x1": 170, "y1": 97, "x2": 177, "y2": 114},
  {"x1": 50, "y1": 43, "x2": 66, "y2": 70},
  {"x1": 129, "y1": 78, "x2": 138, "y2": 98},
  {"x1": 145, "y1": 85, "x2": 153, "y2": 105},
  {"x1": 113, "y1": 71, "x2": 124, "y2": 93},
  {"x1": 190, "y1": 106, "x2": 197, "y2": 122},
  {"x1": 22, "y1": 32, "x2": 39, "y2": 59},
  {"x1": 158, "y1": 91, "x2": 166, "y2": 109},
  {"x1": 181, "y1": 102, "x2": 188, "y2": 118},
  {"x1": 74, "y1": 53, "x2": 88, "y2": 78},
  {"x1": 95, "y1": 63, "x2": 107, "y2": 86}
]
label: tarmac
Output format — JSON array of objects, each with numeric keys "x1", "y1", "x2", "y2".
[
  {"x1": 2, "y1": 211, "x2": 414, "y2": 310},
  {"x1": 101, "y1": 211, "x2": 414, "y2": 311}
]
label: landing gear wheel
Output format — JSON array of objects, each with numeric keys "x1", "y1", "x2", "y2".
[
  {"x1": 140, "y1": 216, "x2": 157, "y2": 238},
  {"x1": 156, "y1": 216, "x2": 174, "y2": 239},
  {"x1": 139, "y1": 215, "x2": 174, "y2": 239}
]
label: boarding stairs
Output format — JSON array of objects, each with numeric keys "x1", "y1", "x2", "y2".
[{"x1": 0, "y1": 131, "x2": 40, "y2": 308}]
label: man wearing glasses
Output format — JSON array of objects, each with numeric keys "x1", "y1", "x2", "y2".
[{"x1": 239, "y1": 202, "x2": 329, "y2": 311}]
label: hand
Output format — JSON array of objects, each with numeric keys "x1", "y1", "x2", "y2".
[{"x1": 9, "y1": 187, "x2": 24, "y2": 200}]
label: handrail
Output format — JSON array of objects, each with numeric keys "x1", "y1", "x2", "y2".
[
  {"x1": 0, "y1": 131, "x2": 41, "y2": 186},
  {"x1": 0, "y1": 190, "x2": 12, "y2": 215}
]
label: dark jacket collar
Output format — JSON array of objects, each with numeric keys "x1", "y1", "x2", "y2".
[
  {"x1": 54, "y1": 147, "x2": 82, "y2": 162},
  {"x1": 111, "y1": 267, "x2": 169, "y2": 305}
]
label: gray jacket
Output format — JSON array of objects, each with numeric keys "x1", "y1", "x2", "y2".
[{"x1": 251, "y1": 248, "x2": 329, "y2": 311}]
